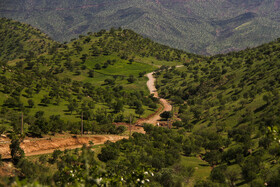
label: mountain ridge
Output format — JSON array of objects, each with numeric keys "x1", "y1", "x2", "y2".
[{"x1": 1, "y1": 0, "x2": 280, "y2": 54}]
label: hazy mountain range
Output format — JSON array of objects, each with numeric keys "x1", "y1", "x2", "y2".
[{"x1": 1, "y1": 0, "x2": 280, "y2": 54}]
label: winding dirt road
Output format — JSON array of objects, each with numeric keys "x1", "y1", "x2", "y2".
[
  {"x1": 137, "y1": 72, "x2": 172, "y2": 125},
  {"x1": 0, "y1": 68, "x2": 179, "y2": 158}
]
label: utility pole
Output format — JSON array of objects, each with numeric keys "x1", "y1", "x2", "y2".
[
  {"x1": 171, "y1": 105, "x2": 174, "y2": 129},
  {"x1": 168, "y1": 118, "x2": 171, "y2": 129},
  {"x1": 129, "y1": 114, "x2": 132, "y2": 138},
  {"x1": 81, "y1": 111, "x2": 83, "y2": 136},
  {"x1": 21, "y1": 112, "x2": 23, "y2": 134}
]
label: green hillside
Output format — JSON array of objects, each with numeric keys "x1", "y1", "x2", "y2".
[
  {"x1": 0, "y1": 20, "x2": 199, "y2": 137},
  {"x1": 1, "y1": 0, "x2": 280, "y2": 54},
  {"x1": 2, "y1": 19, "x2": 280, "y2": 186},
  {"x1": 157, "y1": 38, "x2": 280, "y2": 131},
  {"x1": 0, "y1": 18, "x2": 57, "y2": 62},
  {"x1": 155, "y1": 37, "x2": 280, "y2": 186}
]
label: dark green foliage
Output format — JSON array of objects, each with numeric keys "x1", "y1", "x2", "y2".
[
  {"x1": 194, "y1": 179, "x2": 216, "y2": 187},
  {"x1": 160, "y1": 111, "x2": 172, "y2": 119},
  {"x1": 116, "y1": 125, "x2": 126, "y2": 134},
  {"x1": 98, "y1": 126, "x2": 182, "y2": 173},
  {"x1": 173, "y1": 120, "x2": 183, "y2": 128},
  {"x1": 143, "y1": 123, "x2": 154, "y2": 134},
  {"x1": 127, "y1": 75, "x2": 136, "y2": 83},
  {"x1": 9, "y1": 135, "x2": 25, "y2": 164},
  {"x1": 0, "y1": 18, "x2": 56, "y2": 62},
  {"x1": 98, "y1": 141, "x2": 119, "y2": 162},
  {"x1": 135, "y1": 106, "x2": 144, "y2": 117},
  {"x1": 0, "y1": 126, "x2": 6, "y2": 134},
  {"x1": 210, "y1": 165, "x2": 226, "y2": 183},
  {"x1": 28, "y1": 112, "x2": 49, "y2": 137},
  {"x1": 88, "y1": 69, "x2": 94, "y2": 78},
  {"x1": 241, "y1": 156, "x2": 262, "y2": 182},
  {"x1": 17, "y1": 159, "x2": 50, "y2": 183},
  {"x1": 204, "y1": 150, "x2": 222, "y2": 166},
  {"x1": 27, "y1": 99, "x2": 34, "y2": 108}
]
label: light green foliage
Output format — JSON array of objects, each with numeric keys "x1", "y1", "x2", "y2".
[
  {"x1": 2, "y1": 17, "x2": 280, "y2": 187},
  {"x1": 155, "y1": 36, "x2": 280, "y2": 185},
  {"x1": 1, "y1": 22, "x2": 186, "y2": 136}
]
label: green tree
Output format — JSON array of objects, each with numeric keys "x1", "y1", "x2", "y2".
[
  {"x1": 95, "y1": 63, "x2": 101, "y2": 70},
  {"x1": 10, "y1": 135, "x2": 25, "y2": 164},
  {"x1": 173, "y1": 121, "x2": 183, "y2": 128},
  {"x1": 113, "y1": 100, "x2": 124, "y2": 113},
  {"x1": 225, "y1": 167, "x2": 240, "y2": 187},
  {"x1": 135, "y1": 107, "x2": 144, "y2": 117},
  {"x1": 67, "y1": 101, "x2": 78, "y2": 114},
  {"x1": 241, "y1": 156, "x2": 261, "y2": 182},
  {"x1": 98, "y1": 143, "x2": 119, "y2": 162},
  {"x1": 104, "y1": 78, "x2": 115, "y2": 85},
  {"x1": 204, "y1": 150, "x2": 221, "y2": 166},
  {"x1": 210, "y1": 165, "x2": 226, "y2": 183},
  {"x1": 28, "y1": 99, "x2": 34, "y2": 108},
  {"x1": 160, "y1": 111, "x2": 172, "y2": 119},
  {"x1": 127, "y1": 75, "x2": 136, "y2": 83},
  {"x1": 40, "y1": 95, "x2": 50, "y2": 106},
  {"x1": 88, "y1": 69, "x2": 94, "y2": 78}
]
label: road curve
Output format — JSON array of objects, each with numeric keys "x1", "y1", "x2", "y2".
[{"x1": 137, "y1": 72, "x2": 172, "y2": 125}]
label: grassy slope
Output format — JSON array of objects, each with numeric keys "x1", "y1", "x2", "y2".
[
  {"x1": 0, "y1": 22, "x2": 197, "y2": 131},
  {"x1": 158, "y1": 38, "x2": 280, "y2": 129},
  {"x1": 156, "y1": 38, "x2": 280, "y2": 185}
]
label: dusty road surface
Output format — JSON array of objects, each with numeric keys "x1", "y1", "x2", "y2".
[
  {"x1": 137, "y1": 72, "x2": 172, "y2": 125},
  {"x1": 0, "y1": 135, "x2": 127, "y2": 159}
]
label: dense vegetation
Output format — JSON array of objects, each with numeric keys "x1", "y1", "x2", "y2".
[
  {"x1": 3, "y1": 126, "x2": 201, "y2": 186},
  {"x1": 0, "y1": 19, "x2": 196, "y2": 137},
  {"x1": 2, "y1": 18, "x2": 280, "y2": 186},
  {"x1": 0, "y1": 18, "x2": 57, "y2": 62},
  {"x1": 1, "y1": 0, "x2": 280, "y2": 54},
  {"x1": 155, "y1": 37, "x2": 280, "y2": 186}
]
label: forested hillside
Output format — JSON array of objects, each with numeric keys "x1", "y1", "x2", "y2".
[
  {"x1": 1, "y1": 19, "x2": 280, "y2": 186},
  {"x1": 0, "y1": 18, "x2": 57, "y2": 62},
  {"x1": 1, "y1": 0, "x2": 280, "y2": 54},
  {"x1": 155, "y1": 37, "x2": 280, "y2": 186},
  {"x1": 0, "y1": 19, "x2": 196, "y2": 138}
]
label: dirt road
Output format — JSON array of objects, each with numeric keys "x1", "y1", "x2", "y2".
[
  {"x1": 137, "y1": 72, "x2": 172, "y2": 125},
  {"x1": 0, "y1": 67, "x2": 181, "y2": 158},
  {"x1": 0, "y1": 135, "x2": 127, "y2": 159}
]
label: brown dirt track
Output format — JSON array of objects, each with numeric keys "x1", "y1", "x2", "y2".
[
  {"x1": 0, "y1": 70, "x2": 176, "y2": 159},
  {"x1": 0, "y1": 135, "x2": 126, "y2": 159},
  {"x1": 136, "y1": 72, "x2": 172, "y2": 125}
]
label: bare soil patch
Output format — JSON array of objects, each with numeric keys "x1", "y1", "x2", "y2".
[{"x1": 0, "y1": 135, "x2": 127, "y2": 159}]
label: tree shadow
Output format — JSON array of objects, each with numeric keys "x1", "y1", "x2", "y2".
[
  {"x1": 199, "y1": 163, "x2": 210, "y2": 167},
  {"x1": 254, "y1": 104, "x2": 268, "y2": 113},
  {"x1": 236, "y1": 181, "x2": 247, "y2": 186},
  {"x1": 38, "y1": 103, "x2": 47, "y2": 107}
]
